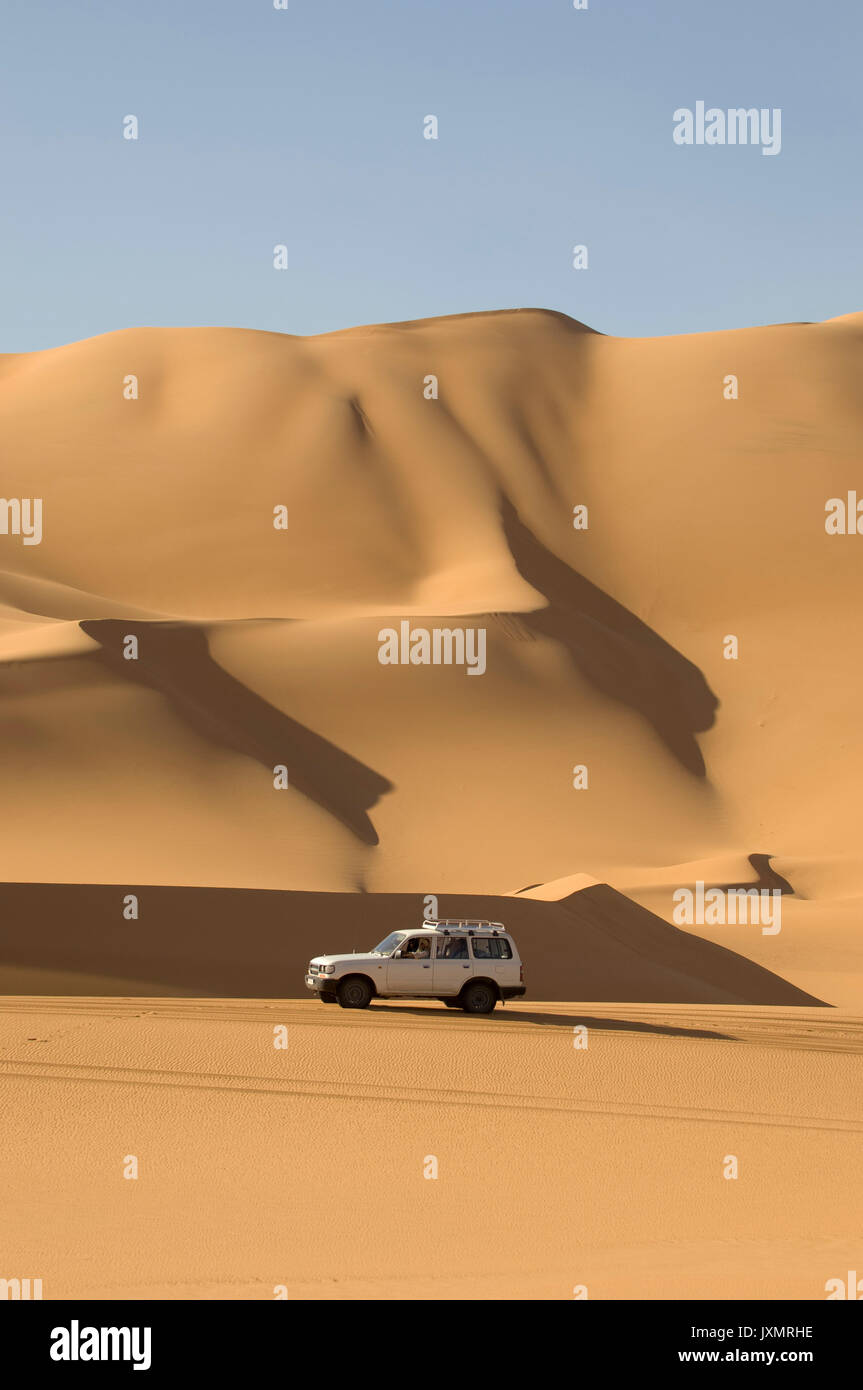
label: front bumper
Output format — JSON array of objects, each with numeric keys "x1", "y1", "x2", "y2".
[{"x1": 305, "y1": 974, "x2": 335, "y2": 992}]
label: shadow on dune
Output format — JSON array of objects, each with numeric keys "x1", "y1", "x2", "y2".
[
  {"x1": 716, "y1": 853, "x2": 797, "y2": 897},
  {"x1": 0, "y1": 881, "x2": 825, "y2": 1006},
  {"x1": 499, "y1": 498, "x2": 719, "y2": 775},
  {"x1": 79, "y1": 619, "x2": 392, "y2": 845},
  {"x1": 368, "y1": 1002, "x2": 732, "y2": 1039}
]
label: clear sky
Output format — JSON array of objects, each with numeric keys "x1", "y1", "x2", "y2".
[{"x1": 1, "y1": 0, "x2": 860, "y2": 350}]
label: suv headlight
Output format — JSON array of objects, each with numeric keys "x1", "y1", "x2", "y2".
[{"x1": 320, "y1": 964, "x2": 336, "y2": 974}]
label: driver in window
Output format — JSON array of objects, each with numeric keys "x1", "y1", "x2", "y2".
[{"x1": 402, "y1": 938, "x2": 429, "y2": 959}]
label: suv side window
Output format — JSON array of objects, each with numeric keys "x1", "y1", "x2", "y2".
[
  {"x1": 470, "y1": 938, "x2": 513, "y2": 959},
  {"x1": 436, "y1": 936, "x2": 468, "y2": 959},
  {"x1": 400, "y1": 937, "x2": 430, "y2": 959}
]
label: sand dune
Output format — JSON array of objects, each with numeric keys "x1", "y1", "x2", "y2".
[
  {"x1": 2, "y1": 307, "x2": 862, "y2": 1303},
  {"x1": 2, "y1": 306, "x2": 863, "y2": 1004},
  {"x1": 0, "y1": 881, "x2": 824, "y2": 1005}
]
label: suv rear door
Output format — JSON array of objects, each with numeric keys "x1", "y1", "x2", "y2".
[
  {"x1": 432, "y1": 934, "x2": 474, "y2": 995},
  {"x1": 470, "y1": 934, "x2": 517, "y2": 986}
]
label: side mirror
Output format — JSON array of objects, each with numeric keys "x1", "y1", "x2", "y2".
[{"x1": 393, "y1": 949, "x2": 403, "y2": 959}]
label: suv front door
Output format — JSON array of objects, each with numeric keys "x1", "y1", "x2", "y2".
[
  {"x1": 386, "y1": 936, "x2": 434, "y2": 994},
  {"x1": 432, "y1": 935, "x2": 474, "y2": 996}
]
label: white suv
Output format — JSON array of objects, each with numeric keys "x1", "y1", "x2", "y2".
[{"x1": 305, "y1": 919, "x2": 525, "y2": 1014}]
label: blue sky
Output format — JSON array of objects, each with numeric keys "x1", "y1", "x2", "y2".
[{"x1": 1, "y1": 0, "x2": 860, "y2": 350}]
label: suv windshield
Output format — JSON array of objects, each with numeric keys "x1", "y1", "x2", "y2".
[{"x1": 371, "y1": 932, "x2": 407, "y2": 955}]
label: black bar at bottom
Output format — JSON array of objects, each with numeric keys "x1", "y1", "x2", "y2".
[{"x1": 6, "y1": 1299, "x2": 858, "y2": 1375}]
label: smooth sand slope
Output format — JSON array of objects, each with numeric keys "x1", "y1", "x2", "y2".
[
  {"x1": 0, "y1": 881, "x2": 824, "y2": 1005},
  {"x1": 1, "y1": 997, "x2": 860, "y2": 1301},
  {"x1": 1, "y1": 308, "x2": 862, "y2": 1006}
]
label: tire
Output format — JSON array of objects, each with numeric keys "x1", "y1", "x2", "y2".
[
  {"x1": 461, "y1": 981, "x2": 496, "y2": 1015},
  {"x1": 319, "y1": 993, "x2": 338, "y2": 1004},
  {"x1": 337, "y1": 976, "x2": 373, "y2": 1010}
]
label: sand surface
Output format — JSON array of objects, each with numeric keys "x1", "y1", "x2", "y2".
[{"x1": 1, "y1": 997, "x2": 859, "y2": 1301}]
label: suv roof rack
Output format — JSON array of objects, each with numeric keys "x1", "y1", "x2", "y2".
[{"x1": 423, "y1": 918, "x2": 506, "y2": 933}]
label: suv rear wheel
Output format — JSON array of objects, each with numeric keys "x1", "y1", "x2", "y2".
[
  {"x1": 461, "y1": 981, "x2": 496, "y2": 1015},
  {"x1": 337, "y1": 976, "x2": 373, "y2": 1010}
]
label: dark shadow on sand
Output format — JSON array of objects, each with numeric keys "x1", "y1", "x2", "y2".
[
  {"x1": 366, "y1": 1001, "x2": 732, "y2": 1039},
  {"x1": 716, "y1": 852, "x2": 797, "y2": 897},
  {"x1": 79, "y1": 619, "x2": 392, "y2": 845},
  {"x1": 499, "y1": 497, "x2": 719, "y2": 775}
]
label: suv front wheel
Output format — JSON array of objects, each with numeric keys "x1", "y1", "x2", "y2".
[
  {"x1": 337, "y1": 976, "x2": 373, "y2": 1010},
  {"x1": 461, "y1": 981, "x2": 496, "y2": 1015}
]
